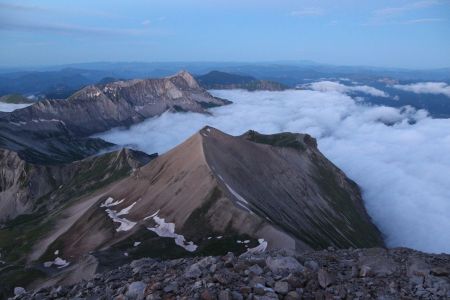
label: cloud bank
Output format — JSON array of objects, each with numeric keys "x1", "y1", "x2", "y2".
[
  {"x1": 393, "y1": 82, "x2": 450, "y2": 98},
  {"x1": 98, "y1": 89, "x2": 450, "y2": 254},
  {"x1": 0, "y1": 103, "x2": 32, "y2": 112},
  {"x1": 305, "y1": 81, "x2": 389, "y2": 97}
]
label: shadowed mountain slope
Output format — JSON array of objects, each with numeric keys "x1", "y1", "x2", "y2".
[{"x1": 0, "y1": 148, "x2": 155, "y2": 222}]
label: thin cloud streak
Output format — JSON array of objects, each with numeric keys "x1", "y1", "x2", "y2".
[
  {"x1": 399, "y1": 18, "x2": 446, "y2": 24},
  {"x1": 367, "y1": 0, "x2": 446, "y2": 25},
  {"x1": 303, "y1": 81, "x2": 389, "y2": 97},
  {"x1": 0, "y1": 2, "x2": 47, "y2": 12},
  {"x1": 0, "y1": 2, "x2": 120, "y2": 18},
  {"x1": 393, "y1": 82, "x2": 450, "y2": 97},
  {"x1": 374, "y1": 0, "x2": 441, "y2": 18},
  {"x1": 0, "y1": 19, "x2": 166, "y2": 37}
]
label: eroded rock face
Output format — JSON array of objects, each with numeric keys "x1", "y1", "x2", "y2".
[
  {"x1": 0, "y1": 148, "x2": 155, "y2": 222},
  {"x1": 9, "y1": 71, "x2": 229, "y2": 136},
  {"x1": 14, "y1": 248, "x2": 450, "y2": 300}
]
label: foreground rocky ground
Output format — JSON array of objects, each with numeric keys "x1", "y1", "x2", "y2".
[{"x1": 13, "y1": 248, "x2": 450, "y2": 300}]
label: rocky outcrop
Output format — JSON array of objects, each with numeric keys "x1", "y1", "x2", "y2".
[
  {"x1": 0, "y1": 71, "x2": 230, "y2": 164},
  {"x1": 13, "y1": 248, "x2": 450, "y2": 299}
]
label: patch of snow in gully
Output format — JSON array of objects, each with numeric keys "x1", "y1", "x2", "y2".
[
  {"x1": 147, "y1": 214, "x2": 198, "y2": 252},
  {"x1": 101, "y1": 198, "x2": 137, "y2": 232}
]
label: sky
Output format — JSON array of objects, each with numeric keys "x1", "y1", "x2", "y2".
[{"x1": 0, "y1": 0, "x2": 449, "y2": 69}]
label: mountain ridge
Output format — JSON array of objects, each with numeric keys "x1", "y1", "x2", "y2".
[
  {"x1": 0, "y1": 127, "x2": 384, "y2": 296},
  {"x1": 0, "y1": 71, "x2": 230, "y2": 164},
  {"x1": 196, "y1": 71, "x2": 288, "y2": 91}
]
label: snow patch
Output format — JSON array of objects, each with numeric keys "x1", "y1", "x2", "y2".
[
  {"x1": 101, "y1": 197, "x2": 124, "y2": 207},
  {"x1": 133, "y1": 241, "x2": 141, "y2": 247},
  {"x1": 225, "y1": 183, "x2": 249, "y2": 204},
  {"x1": 102, "y1": 198, "x2": 137, "y2": 232},
  {"x1": 236, "y1": 201, "x2": 252, "y2": 213},
  {"x1": 225, "y1": 183, "x2": 253, "y2": 212},
  {"x1": 147, "y1": 215, "x2": 197, "y2": 252},
  {"x1": 117, "y1": 202, "x2": 136, "y2": 215},
  {"x1": 0, "y1": 103, "x2": 31, "y2": 112},
  {"x1": 144, "y1": 209, "x2": 160, "y2": 220},
  {"x1": 44, "y1": 257, "x2": 70, "y2": 269},
  {"x1": 30, "y1": 118, "x2": 65, "y2": 124},
  {"x1": 244, "y1": 238, "x2": 268, "y2": 255}
]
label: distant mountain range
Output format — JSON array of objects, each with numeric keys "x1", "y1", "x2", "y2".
[
  {"x1": 1, "y1": 61, "x2": 449, "y2": 97},
  {"x1": 1, "y1": 62, "x2": 449, "y2": 118},
  {"x1": 0, "y1": 94, "x2": 33, "y2": 104},
  {"x1": 196, "y1": 71, "x2": 288, "y2": 91}
]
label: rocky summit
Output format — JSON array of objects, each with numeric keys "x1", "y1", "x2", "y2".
[{"x1": 12, "y1": 248, "x2": 450, "y2": 300}]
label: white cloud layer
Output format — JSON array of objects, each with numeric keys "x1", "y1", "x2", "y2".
[
  {"x1": 0, "y1": 103, "x2": 32, "y2": 112},
  {"x1": 393, "y1": 82, "x2": 450, "y2": 97},
  {"x1": 98, "y1": 89, "x2": 450, "y2": 254},
  {"x1": 305, "y1": 81, "x2": 389, "y2": 97}
]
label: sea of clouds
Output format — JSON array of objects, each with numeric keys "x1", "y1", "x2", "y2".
[
  {"x1": 0, "y1": 103, "x2": 32, "y2": 112},
  {"x1": 98, "y1": 88, "x2": 450, "y2": 254},
  {"x1": 305, "y1": 80, "x2": 389, "y2": 97},
  {"x1": 393, "y1": 82, "x2": 450, "y2": 98}
]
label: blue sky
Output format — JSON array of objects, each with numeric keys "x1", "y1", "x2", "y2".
[{"x1": 0, "y1": 0, "x2": 449, "y2": 68}]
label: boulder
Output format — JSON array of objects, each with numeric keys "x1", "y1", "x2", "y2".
[
  {"x1": 266, "y1": 257, "x2": 304, "y2": 275},
  {"x1": 317, "y1": 269, "x2": 335, "y2": 288},
  {"x1": 126, "y1": 281, "x2": 147, "y2": 300}
]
